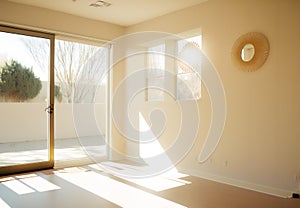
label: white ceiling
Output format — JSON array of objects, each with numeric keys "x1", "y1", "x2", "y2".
[{"x1": 8, "y1": 0, "x2": 208, "y2": 26}]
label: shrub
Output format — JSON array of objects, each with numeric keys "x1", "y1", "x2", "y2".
[
  {"x1": 0, "y1": 60, "x2": 42, "y2": 101},
  {"x1": 55, "y1": 84, "x2": 62, "y2": 102}
]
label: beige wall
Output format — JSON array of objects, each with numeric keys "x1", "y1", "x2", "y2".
[
  {"x1": 124, "y1": 0, "x2": 300, "y2": 196},
  {"x1": 110, "y1": 60, "x2": 128, "y2": 158}
]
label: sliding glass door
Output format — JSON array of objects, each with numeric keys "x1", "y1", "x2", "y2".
[
  {"x1": 0, "y1": 25, "x2": 54, "y2": 175},
  {"x1": 53, "y1": 37, "x2": 109, "y2": 167}
]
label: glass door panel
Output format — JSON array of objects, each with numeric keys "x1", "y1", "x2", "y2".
[
  {"x1": 0, "y1": 26, "x2": 54, "y2": 175},
  {"x1": 53, "y1": 37, "x2": 109, "y2": 168}
]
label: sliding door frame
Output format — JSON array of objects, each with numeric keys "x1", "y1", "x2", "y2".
[{"x1": 0, "y1": 25, "x2": 55, "y2": 175}]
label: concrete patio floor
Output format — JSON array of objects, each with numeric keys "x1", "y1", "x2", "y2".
[{"x1": 0, "y1": 136, "x2": 107, "y2": 168}]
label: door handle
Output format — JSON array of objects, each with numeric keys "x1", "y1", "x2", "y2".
[{"x1": 45, "y1": 105, "x2": 54, "y2": 114}]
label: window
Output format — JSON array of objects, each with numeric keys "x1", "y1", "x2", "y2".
[
  {"x1": 55, "y1": 39, "x2": 109, "y2": 104},
  {"x1": 146, "y1": 43, "x2": 165, "y2": 101},
  {"x1": 176, "y1": 35, "x2": 202, "y2": 100},
  {"x1": 53, "y1": 38, "x2": 110, "y2": 167}
]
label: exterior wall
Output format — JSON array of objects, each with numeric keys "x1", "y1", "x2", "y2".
[{"x1": 0, "y1": 103, "x2": 106, "y2": 143}]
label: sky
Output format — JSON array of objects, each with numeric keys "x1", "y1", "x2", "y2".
[{"x1": 0, "y1": 32, "x2": 48, "y2": 81}]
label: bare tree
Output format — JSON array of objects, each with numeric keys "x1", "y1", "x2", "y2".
[
  {"x1": 23, "y1": 38, "x2": 108, "y2": 103},
  {"x1": 73, "y1": 48, "x2": 108, "y2": 103}
]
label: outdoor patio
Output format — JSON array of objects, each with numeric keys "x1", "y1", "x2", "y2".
[{"x1": 0, "y1": 136, "x2": 107, "y2": 168}]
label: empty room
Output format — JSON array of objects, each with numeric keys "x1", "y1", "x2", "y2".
[{"x1": 0, "y1": 0, "x2": 299, "y2": 207}]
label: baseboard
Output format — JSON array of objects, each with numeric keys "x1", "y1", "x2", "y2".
[{"x1": 177, "y1": 167, "x2": 292, "y2": 198}]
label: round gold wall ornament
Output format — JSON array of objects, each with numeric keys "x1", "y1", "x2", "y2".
[{"x1": 231, "y1": 32, "x2": 269, "y2": 72}]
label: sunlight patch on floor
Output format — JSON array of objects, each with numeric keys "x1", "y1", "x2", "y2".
[
  {"x1": 1, "y1": 174, "x2": 60, "y2": 195},
  {"x1": 19, "y1": 175, "x2": 60, "y2": 192},
  {"x1": 0, "y1": 197, "x2": 11, "y2": 208},
  {"x1": 2, "y1": 180, "x2": 35, "y2": 195},
  {"x1": 56, "y1": 170, "x2": 187, "y2": 208},
  {"x1": 120, "y1": 169, "x2": 191, "y2": 192}
]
